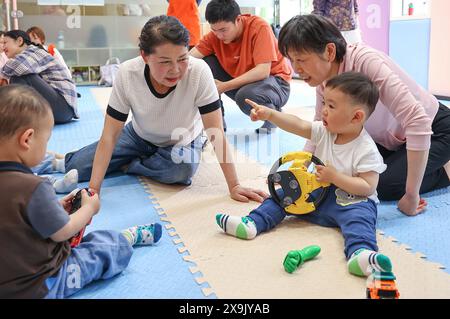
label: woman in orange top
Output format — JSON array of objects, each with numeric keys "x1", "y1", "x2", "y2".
[{"x1": 167, "y1": 0, "x2": 202, "y2": 49}]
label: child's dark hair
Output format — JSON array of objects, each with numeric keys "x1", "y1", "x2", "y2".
[
  {"x1": 0, "y1": 31, "x2": 5, "y2": 37},
  {"x1": 0, "y1": 85, "x2": 52, "y2": 139},
  {"x1": 278, "y1": 14, "x2": 347, "y2": 63},
  {"x1": 205, "y1": 0, "x2": 241, "y2": 24},
  {"x1": 325, "y1": 72, "x2": 379, "y2": 116},
  {"x1": 4, "y1": 29, "x2": 46, "y2": 51},
  {"x1": 139, "y1": 15, "x2": 190, "y2": 55}
]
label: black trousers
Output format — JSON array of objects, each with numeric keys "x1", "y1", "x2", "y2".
[
  {"x1": 203, "y1": 55, "x2": 290, "y2": 122},
  {"x1": 11, "y1": 74, "x2": 75, "y2": 124},
  {"x1": 377, "y1": 103, "x2": 450, "y2": 200}
]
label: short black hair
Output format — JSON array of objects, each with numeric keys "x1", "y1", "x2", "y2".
[
  {"x1": 278, "y1": 14, "x2": 347, "y2": 63},
  {"x1": 4, "y1": 30, "x2": 32, "y2": 46},
  {"x1": 326, "y1": 72, "x2": 379, "y2": 116},
  {"x1": 4, "y1": 29, "x2": 46, "y2": 51},
  {"x1": 0, "y1": 85, "x2": 52, "y2": 139},
  {"x1": 205, "y1": 0, "x2": 241, "y2": 24},
  {"x1": 139, "y1": 15, "x2": 190, "y2": 55}
]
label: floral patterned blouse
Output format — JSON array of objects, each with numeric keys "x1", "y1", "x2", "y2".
[{"x1": 312, "y1": 0, "x2": 359, "y2": 31}]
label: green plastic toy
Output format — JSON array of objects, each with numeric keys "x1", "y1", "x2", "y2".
[{"x1": 283, "y1": 245, "x2": 321, "y2": 273}]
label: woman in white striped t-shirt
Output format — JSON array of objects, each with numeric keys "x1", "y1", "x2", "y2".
[{"x1": 63, "y1": 15, "x2": 268, "y2": 203}]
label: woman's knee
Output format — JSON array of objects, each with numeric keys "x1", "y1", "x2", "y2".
[
  {"x1": 162, "y1": 163, "x2": 197, "y2": 185},
  {"x1": 65, "y1": 147, "x2": 97, "y2": 182},
  {"x1": 9, "y1": 74, "x2": 37, "y2": 85},
  {"x1": 54, "y1": 111, "x2": 74, "y2": 125}
]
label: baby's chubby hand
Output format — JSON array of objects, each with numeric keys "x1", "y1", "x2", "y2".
[
  {"x1": 246, "y1": 99, "x2": 273, "y2": 122},
  {"x1": 315, "y1": 164, "x2": 337, "y2": 184},
  {"x1": 60, "y1": 192, "x2": 76, "y2": 213}
]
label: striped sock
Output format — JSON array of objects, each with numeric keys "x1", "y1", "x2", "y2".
[
  {"x1": 347, "y1": 249, "x2": 392, "y2": 277},
  {"x1": 122, "y1": 223, "x2": 162, "y2": 246},
  {"x1": 216, "y1": 213, "x2": 257, "y2": 240}
]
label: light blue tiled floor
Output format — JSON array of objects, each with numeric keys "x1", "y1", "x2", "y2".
[{"x1": 50, "y1": 87, "x2": 214, "y2": 299}]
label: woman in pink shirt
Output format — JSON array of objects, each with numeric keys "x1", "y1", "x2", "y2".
[
  {"x1": 277, "y1": 14, "x2": 450, "y2": 216},
  {"x1": 0, "y1": 31, "x2": 8, "y2": 71}
]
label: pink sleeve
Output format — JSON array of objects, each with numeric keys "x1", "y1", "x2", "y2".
[
  {"x1": 303, "y1": 87, "x2": 324, "y2": 153},
  {"x1": 357, "y1": 54, "x2": 433, "y2": 151}
]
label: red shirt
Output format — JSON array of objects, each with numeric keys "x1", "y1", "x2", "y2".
[{"x1": 167, "y1": 0, "x2": 201, "y2": 47}]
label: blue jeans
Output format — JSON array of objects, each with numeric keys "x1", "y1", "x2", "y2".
[
  {"x1": 32, "y1": 153, "x2": 54, "y2": 175},
  {"x1": 249, "y1": 186, "x2": 378, "y2": 259},
  {"x1": 45, "y1": 230, "x2": 133, "y2": 299},
  {"x1": 11, "y1": 74, "x2": 75, "y2": 124},
  {"x1": 65, "y1": 122, "x2": 204, "y2": 185}
]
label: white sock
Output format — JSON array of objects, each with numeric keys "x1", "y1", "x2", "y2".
[
  {"x1": 52, "y1": 158, "x2": 66, "y2": 173},
  {"x1": 53, "y1": 169, "x2": 78, "y2": 194},
  {"x1": 215, "y1": 213, "x2": 257, "y2": 240}
]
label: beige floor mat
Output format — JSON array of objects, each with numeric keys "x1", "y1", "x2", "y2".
[
  {"x1": 141, "y1": 144, "x2": 450, "y2": 299},
  {"x1": 90, "y1": 87, "x2": 450, "y2": 298}
]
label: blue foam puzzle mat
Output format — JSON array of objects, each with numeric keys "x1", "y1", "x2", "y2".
[{"x1": 49, "y1": 87, "x2": 214, "y2": 298}]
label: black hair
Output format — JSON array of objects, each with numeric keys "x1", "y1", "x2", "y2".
[
  {"x1": 205, "y1": 0, "x2": 241, "y2": 24},
  {"x1": 0, "y1": 85, "x2": 52, "y2": 139},
  {"x1": 278, "y1": 14, "x2": 347, "y2": 63},
  {"x1": 139, "y1": 15, "x2": 190, "y2": 55},
  {"x1": 0, "y1": 31, "x2": 5, "y2": 37},
  {"x1": 326, "y1": 72, "x2": 379, "y2": 116},
  {"x1": 4, "y1": 29, "x2": 46, "y2": 51}
]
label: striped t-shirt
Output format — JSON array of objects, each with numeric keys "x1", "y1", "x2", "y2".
[{"x1": 107, "y1": 56, "x2": 220, "y2": 147}]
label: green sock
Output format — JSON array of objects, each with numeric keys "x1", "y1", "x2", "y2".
[
  {"x1": 215, "y1": 213, "x2": 257, "y2": 240},
  {"x1": 347, "y1": 249, "x2": 392, "y2": 277}
]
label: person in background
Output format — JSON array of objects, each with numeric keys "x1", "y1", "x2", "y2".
[
  {"x1": 312, "y1": 0, "x2": 362, "y2": 45},
  {"x1": 26, "y1": 26, "x2": 71, "y2": 77},
  {"x1": 190, "y1": 0, "x2": 292, "y2": 133},
  {"x1": 278, "y1": 14, "x2": 450, "y2": 216},
  {"x1": 167, "y1": 0, "x2": 202, "y2": 49},
  {"x1": 0, "y1": 31, "x2": 8, "y2": 70},
  {"x1": 0, "y1": 30, "x2": 77, "y2": 124}
]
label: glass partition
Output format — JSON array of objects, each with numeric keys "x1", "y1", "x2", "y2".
[
  {"x1": 1, "y1": 0, "x2": 8, "y2": 31},
  {"x1": 17, "y1": 0, "x2": 276, "y2": 71}
]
